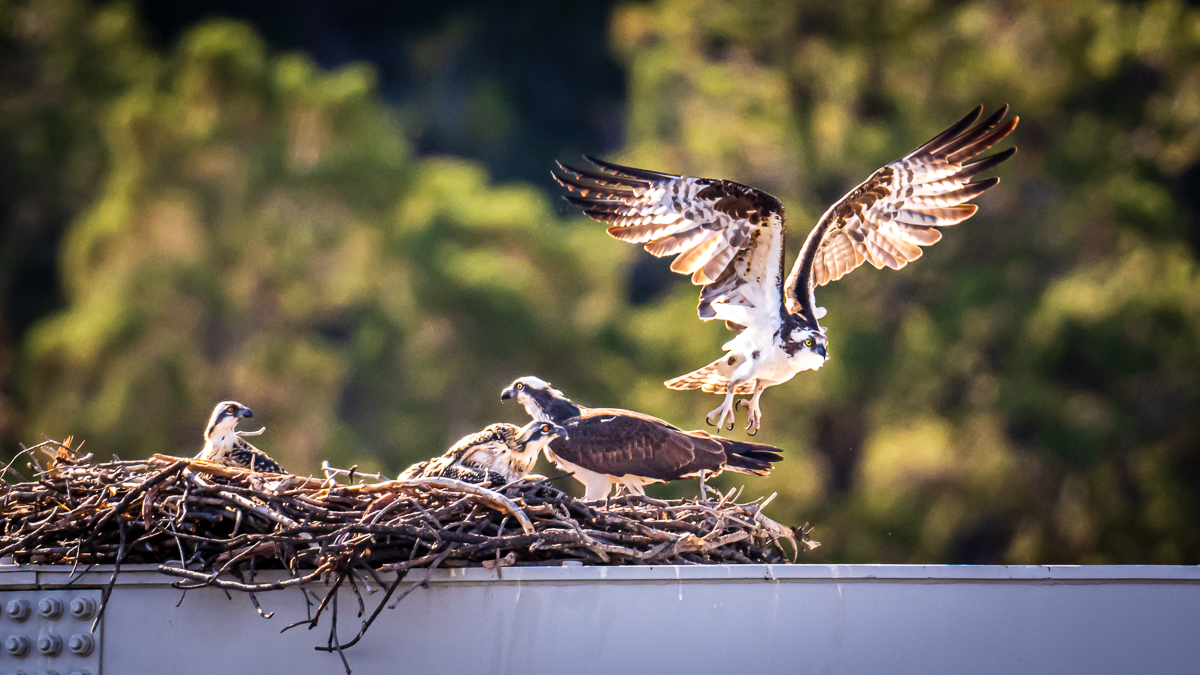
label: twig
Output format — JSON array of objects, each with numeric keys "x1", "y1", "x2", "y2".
[{"x1": 2, "y1": 448, "x2": 817, "y2": 657}]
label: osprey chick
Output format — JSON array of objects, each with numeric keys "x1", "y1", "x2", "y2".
[
  {"x1": 197, "y1": 401, "x2": 285, "y2": 474},
  {"x1": 554, "y1": 106, "x2": 1018, "y2": 432},
  {"x1": 399, "y1": 420, "x2": 567, "y2": 486},
  {"x1": 501, "y1": 376, "x2": 783, "y2": 502}
]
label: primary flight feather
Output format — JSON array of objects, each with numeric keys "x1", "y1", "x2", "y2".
[{"x1": 554, "y1": 105, "x2": 1018, "y2": 432}]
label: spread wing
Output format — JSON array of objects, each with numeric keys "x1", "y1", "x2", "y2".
[
  {"x1": 551, "y1": 409, "x2": 727, "y2": 480},
  {"x1": 553, "y1": 158, "x2": 787, "y2": 331},
  {"x1": 785, "y1": 105, "x2": 1019, "y2": 327}
]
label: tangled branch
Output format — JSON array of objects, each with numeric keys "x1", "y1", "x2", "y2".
[{"x1": 1, "y1": 439, "x2": 817, "y2": 672}]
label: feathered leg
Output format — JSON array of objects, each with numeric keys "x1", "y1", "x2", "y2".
[
  {"x1": 739, "y1": 382, "x2": 766, "y2": 435},
  {"x1": 581, "y1": 474, "x2": 614, "y2": 503},
  {"x1": 706, "y1": 389, "x2": 739, "y2": 432},
  {"x1": 705, "y1": 357, "x2": 755, "y2": 432}
]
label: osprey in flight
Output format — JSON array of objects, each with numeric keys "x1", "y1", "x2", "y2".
[
  {"x1": 197, "y1": 401, "x2": 286, "y2": 474},
  {"x1": 398, "y1": 420, "x2": 567, "y2": 486},
  {"x1": 501, "y1": 376, "x2": 783, "y2": 501},
  {"x1": 554, "y1": 105, "x2": 1018, "y2": 432}
]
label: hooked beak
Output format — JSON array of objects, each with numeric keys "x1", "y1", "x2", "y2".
[
  {"x1": 815, "y1": 344, "x2": 827, "y2": 359},
  {"x1": 500, "y1": 386, "x2": 515, "y2": 401},
  {"x1": 553, "y1": 424, "x2": 569, "y2": 441},
  {"x1": 239, "y1": 406, "x2": 254, "y2": 419}
]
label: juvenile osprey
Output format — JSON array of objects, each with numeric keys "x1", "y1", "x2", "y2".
[
  {"x1": 398, "y1": 420, "x2": 568, "y2": 486},
  {"x1": 197, "y1": 401, "x2": 285, "y2": 474},
  {"x1": 554, "y1": 106, "x2": 1018, "y2": 432},
  {"x1": 501, "y1": 376, "x2": 783, "y2": 501}
]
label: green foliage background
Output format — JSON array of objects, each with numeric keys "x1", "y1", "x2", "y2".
[{"x1": 3, "y1": 0, "x2": 1199, "y2": 564}]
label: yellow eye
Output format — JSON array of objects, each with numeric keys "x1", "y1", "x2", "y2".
[
  {"x1": 542, "y1": 424, "x2": 550, "y2": 433},
  {"x1": 804, "y1": 339, "x2": 814, "y2": 347},
  {"x1": 226, "y1": 406, "x2": 237, "y2": 414},
  {"x1": 516, "y1": 383, "x2": 524, "y2": 390}
]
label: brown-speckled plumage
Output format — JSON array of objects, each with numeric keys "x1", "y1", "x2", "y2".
[
  {"x1": 399, "y1": 420, "x2": 565, "y2": 485},
  {"x1": 553, "y1": 107, "x2": 1017, "y2": 430}
]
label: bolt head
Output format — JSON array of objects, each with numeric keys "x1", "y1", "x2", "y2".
[
  {"x1": 4, "y1": 635, "x2": 30, "y2": 657},
  {"x1": 36, "y1": 633, "x2": 62, "y2": 656},
  {"x1": 5, "y1": 599, "x2": 30, "y2": 621},
  {"x1": 68, "y1": 596, "x2": 97, "y2": 619},
  {"x1": 67, "y1": 633, "x2": 94, "y2": 656},
  {"x1": 38, "y1": 596, "x2": 63, "y2": 619}
]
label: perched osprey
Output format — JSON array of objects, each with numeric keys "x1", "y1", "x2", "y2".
[
  {"x1": 196, "y1": 401, "x2": 285, "y2": 474},
  {"x1": 501, "y1": 376, "x2": 783, "y2": 501},
  {"x1": 554, "y1": 106, "x2": 1018, "y2": 432},
  {"x1": 398, "y1": 420, "x2": 568, "y2": 486}
]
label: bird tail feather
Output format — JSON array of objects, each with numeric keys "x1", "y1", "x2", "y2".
[
  {"x1": 718, "y1": 439, "x2": 783, "y2": 476},
  {"x1": 665, "y1": 356, "x2": 754, "y2": 394}
]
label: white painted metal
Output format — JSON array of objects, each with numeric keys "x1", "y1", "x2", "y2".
[{"x1": 2, "y1": 564, "x2": 1198, "y2": 674}]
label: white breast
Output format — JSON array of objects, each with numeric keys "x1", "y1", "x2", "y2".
[{"x1": 754, "y1": 342, "x2": 826, "y2": 385}]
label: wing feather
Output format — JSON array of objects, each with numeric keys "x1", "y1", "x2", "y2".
[
  {"x1": 552, "y1": 410, "x2": 728, "y2": 480},
  {"x1": 785, "y1": 105, "x2": 1018, "y2": 324},
  {"x1": 555, "y1": 160, "x2": 786, "y2": 330},
  {"x1": 893, "y1": 205, "x2": 977, "y2": 226}
]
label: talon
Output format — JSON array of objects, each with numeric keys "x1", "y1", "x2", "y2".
[
  {"x1": 705, "y1": 416, "x2": 716, "y2": 427},
  {"x1": 748, "y1": 427, "x2": 758, "y2": 436},
  {"x1": 726, "y1": 420, "x2": 734, "y2": 431}
]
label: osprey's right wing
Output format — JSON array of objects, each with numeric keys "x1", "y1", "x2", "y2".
[{"x1": 553, "y1": 158, "x2": 788, "y2": 333}]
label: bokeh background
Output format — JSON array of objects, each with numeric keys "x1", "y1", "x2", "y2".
[{"x1": 3, "y1": 0, "x2": 1199, "y2": 564}]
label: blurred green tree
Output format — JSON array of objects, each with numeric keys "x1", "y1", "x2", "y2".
[
  {"x1": 4, "y1": 0, "x2": 1199, "y2": 565},
  {"x1": 605, "y1": 0, "x2": 1200, "y2": 563},
  {"x1": 16, "y1": 17, "x2": 628, "y2": 477},
  {"x1": 0, "y1": 0, "x2": 152, "y2": 446}
]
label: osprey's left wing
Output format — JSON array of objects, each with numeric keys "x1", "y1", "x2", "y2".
[
  {"x1": 398, "y1": 457, "x2": 504, "y2": 485},
  {"x1": 227, "y1": 438, "x2": 285, "y2": 474},
  {"x1": 785, "y1": 105, "x2": 1018, "y2": 328},
  {"x1": 554, "y1": 409, "x2": 728, "y2": 481},
  {"x1": 554, "y1": 158, "x2": 787, "y2": 331}
]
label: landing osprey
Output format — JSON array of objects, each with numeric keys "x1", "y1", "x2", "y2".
[
  {"x1": 501, "y1": 376, "x2": 783, "y2": 501},
  {"x1": 398, "y1": 420, "x2": 567, "y2": 486},
  {"x1": 554, "y1": 106, "x2": 1018, "y2": 432},
  {"x1": 197, "y1": 401, "x2": 285, "y2": 474}
]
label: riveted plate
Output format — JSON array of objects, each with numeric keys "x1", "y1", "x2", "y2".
[{"x1": 0, "y1": 589, "x2": 102, "y2": 675}]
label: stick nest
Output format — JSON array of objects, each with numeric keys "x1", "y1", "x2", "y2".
[{"x1": 1, "y1": 438, "x2": 817, "y2": 668}]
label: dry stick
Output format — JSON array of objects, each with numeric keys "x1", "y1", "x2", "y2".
[
  {"x1": 90, "y1": 518, "x2": 126, "y2": 634},
  {"x1": 291, "y1": 571, "x2": 346, "y2": 634},
  {"x1": 322, "y1": 548, "x2": 453, "y2": 653},
  {"x1": 346, "y1": 568, "x2": 366, "y2": 618},
  {"x1": 352, "y1": 478, "x2": 534, "y2": 535},
  {"x1": 158, "y1": 565, "x2": 327, "y2": 592},
  {"x1": 215, "y1": 490, "x2": 303, "y2": 530},
  {"x1": 326, "y1": 584, "x2": 352, "y2": 675},
  {"x1": 0, "y1": 521, "x2": 54, "y2": 557},
  {"x1": 357, "y1": 562, "x2": 386, "y2": 591},
  {"x1": 5, "y1": 451, "x2": 811, "y2": 652},
  {"x1": 82, "y1": 460, "x2": 186, "y2": 547},
  {"x1": 1, "y1": 444, "x2": 42, "y2": 482}
]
